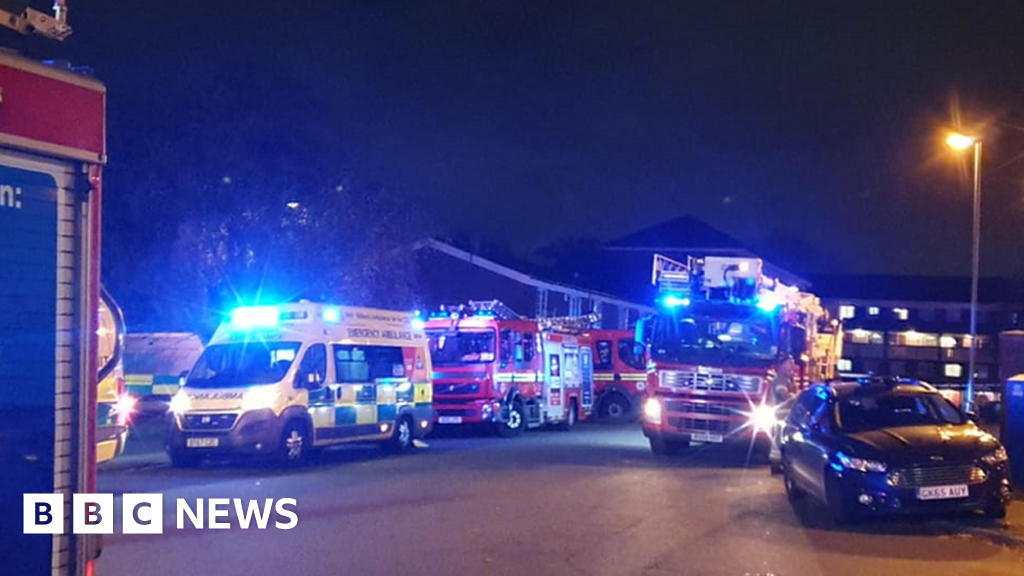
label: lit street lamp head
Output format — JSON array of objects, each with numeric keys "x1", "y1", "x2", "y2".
[{"x1": 946, "y1": 132, "x2": 978, "y2": 151}]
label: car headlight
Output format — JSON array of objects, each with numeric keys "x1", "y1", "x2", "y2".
[
  {"x1": 169, "y1": 391, "x2": 191, "y2": 415},
  {"x1": 643, "y1": 397, "x2": 663, "y2": 425},
  {"x1": 981, "y1": 447, "x2": 1008, "y2": 465},
  {"x1": 836, "y1": 450, "x2": 887, "y2": 473},
  {"x1": 241, "y1": 386, "x2": 280, "y2": 411}
]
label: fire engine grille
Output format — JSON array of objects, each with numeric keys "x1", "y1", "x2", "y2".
[
  {"x1": 659, "y1": 370, "x2": 762, "y2": 394},
  {"x1": 182, "y1": 413, "x2": 237, "y2": 431},
  {"x1": 434, "y1": 383, "x2": 481, "y2": 395},
  {"x1": 665, "y1": 400, "x2": 735, "y2": 416},
  {"x1": 668, "y1": 417, "x2": 734, "y2": 434},
  {"x1": 887, "y1": 464, "x2": 986, "y2": 488}
]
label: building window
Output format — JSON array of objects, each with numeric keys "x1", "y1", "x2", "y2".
[
  {"x1": 837, "y1": 358, "x2": 852, "y2": 372},
  {"x1": 868, "y1": 306, "x2": 880, "y2": 316},
  {"x1": 846, "y1": 329, "x2": 884, "y2": 345},
  {"x1": 977, "y1": 365, "x2": 990, "y2": 380},
  {"x1": 944, "y1": 363, "x2": 963, "y2": 378},
  {"x1": 939, "y1": 335, "x2": 957, "y2": 349},
  {"x1": 946, "y1": 308, "x2": 962, "y2": 322},
  {"x1": 890, "y1": 331, "x2": 939, "y2": 347},
  {"x1": 894, "y1": 307, "x2": 909, "y2": 321},
  {"x1": 889, "y1": 361, "x2": 906, "y2": 376},
  {"x1": 917, "y1": 362, "x2": 935, "y2": 377},
  {"x1": 839, "y1": 305, "x2": 855, "y2": 320}
]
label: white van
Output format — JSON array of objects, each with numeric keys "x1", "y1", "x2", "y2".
[{"x1": 166, "y1": 303, "x2": 434, "y2": 467}]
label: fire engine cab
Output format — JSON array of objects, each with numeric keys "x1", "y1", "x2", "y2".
[
  {"x1": 586, "y1": 329, "x2": 648, "y2": 421},
  {"x1": 638, "y1": 255, "x2": 840, "y2": 456},
  {"x1": 425, "y1": 301, "x2": 596, "y2": 435}
]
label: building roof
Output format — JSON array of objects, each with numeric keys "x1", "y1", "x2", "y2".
[
  {"x1": 812, "y1": 275, "x2": 1024, "y2": 305},
  {"x1": 606, "y1": 215, "x2": 749, "y2": 251}
]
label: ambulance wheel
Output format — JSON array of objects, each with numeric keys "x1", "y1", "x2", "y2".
[
  {"x1": 278, "y1": 420, "x2": 308, "y2": 465},
  {"x1": 600, "y1": 393, "x2": 632, "y2": 423},
  {"x1": 558, "y1": 400, "x2": 578, "y2": 431},
  {"x1": 169, "y1": 449, "x2": 201, "y2": 468},
  {"x1": 387, "y1": 416, "x2": 415, "y2": 453},
  {"x1": 497, "y1": 400, "x2": 526, "y2": 438}
]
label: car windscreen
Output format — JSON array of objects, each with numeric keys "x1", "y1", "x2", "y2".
[
  {"x1": 428, "y1": 329, "x2": 496, "y2": 366},
  {"x1": 836, "y1": 393, "x2": 965, "y2": 432},
  {"x1": 185, "y1": 341, "x2": 301, "y2": 388}
]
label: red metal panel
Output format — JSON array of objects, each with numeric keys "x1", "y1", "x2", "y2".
[{"x1": 0, "y1": 58, "x2": 105, "y2": 161}]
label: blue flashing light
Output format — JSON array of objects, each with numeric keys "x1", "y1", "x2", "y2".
[
  {"x1": 322, "y1": 306, "x2": 341, "y2": 323},
  {"x1": 756, "y1": 292, "x2": 783, "y2": 312},
  {"x1": 231, "y1": 306, "x2": 280, "y2": 329},
  {"x1": 660, "y1": 294, "x2": 691, "y2": 309}
]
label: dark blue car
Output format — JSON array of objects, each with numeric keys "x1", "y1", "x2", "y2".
[{"x1": 779, "y1": 378, "x2": 1012, "y2": 523}]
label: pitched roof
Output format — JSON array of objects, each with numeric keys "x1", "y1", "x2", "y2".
[{"x1": 606, "y1": 215, "x2": 748, "y2": 251}]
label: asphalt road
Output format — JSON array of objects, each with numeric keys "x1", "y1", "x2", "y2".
[{"x1": 96, "y1": 420, "x2": 1024, "y2": 576}]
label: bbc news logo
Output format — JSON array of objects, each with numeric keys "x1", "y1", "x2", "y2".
[{"x1": 24, "y1": 494, "x2": 298, "y2": 534}]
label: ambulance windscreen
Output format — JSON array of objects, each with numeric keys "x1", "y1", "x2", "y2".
[
  {"x1": 185, "y1": 341, "x2": 301, "y2": 388},
  {"x1": 427, "y1": 329, "x2": 496, "y2": 366}
]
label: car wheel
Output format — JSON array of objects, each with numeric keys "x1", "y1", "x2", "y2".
[
  {"x1": 168, "y1": 449, "x2": 201, "y2": 469},
  {"x1": 558, "y1": 400, "x2": 578, "y2": 431},
  {"x1": 278, "y1": 420, "x2": 308, "y2": 465},
  {"x1": 601, "y1": 393, "x2": 632, "y2": 422},
  {"x1": 497, "y1": 400, "x2": 526, "y2": 438},
  {"x1": 386, "y1": 416, "x2": 414, "y2": 453}
]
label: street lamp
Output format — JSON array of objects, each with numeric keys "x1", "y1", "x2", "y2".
[{"x1": 946, "y1": 131, "x2": 982, "y2": 412}]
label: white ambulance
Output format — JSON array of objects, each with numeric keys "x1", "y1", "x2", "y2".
[{"x1": 166, "y1": 302, "x2": 434, "y2": 467}]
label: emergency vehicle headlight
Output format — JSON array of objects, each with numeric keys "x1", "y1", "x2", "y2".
[
  {"x1": 241, "y1": 386, "x2": 281, "y2": 411},
  {"x1": 231, "y1": 306, "x2": 280, "y2": 329},
  {"x1": 643, "y1": 397, "x2": 663, "y2": 425},
  {"x1": 749, "y1": 403, "x2": 777, "y2": 432},
  {"x1": 170, "y1": 391, "x2": 191, "y2": 415},
  {"x1": 112, "y1": 394, "x2": 137, "y2": 425}
]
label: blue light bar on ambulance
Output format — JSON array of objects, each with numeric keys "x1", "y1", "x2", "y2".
[
  {"x1": 321, "y1": 306, "x2": 341, "y2": 323},
  {"x1": 231, "y1": 305, "x2": 280, "y2": 328},
  {"x1": 660, "y1": 294, "x2": 691, "y2": 309}
]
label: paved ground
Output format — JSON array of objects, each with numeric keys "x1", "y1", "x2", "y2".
[{"x1": 94, "y1": 419, "x2": 1024, "y2": 576}]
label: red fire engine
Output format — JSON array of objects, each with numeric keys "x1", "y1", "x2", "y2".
[
  {"x1": 585, "y1": 329, "x2": 648, "y2": 421},
  {"x1": 638, "y1": 255, "x2": 840, "y2": 456},
  {"x1": 425, "y1": 301, "x2": 597, "y2": 435},
  {"x1": 1, "y1": 3, "x2": 107, "y2": 574}
]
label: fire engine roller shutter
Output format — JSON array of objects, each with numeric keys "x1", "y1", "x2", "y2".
[{"x1": 0, "y1": 157, "x2": 78, "y2": 574}]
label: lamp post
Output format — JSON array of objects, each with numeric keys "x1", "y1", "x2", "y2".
[{"x1": 946, "y1": 132, "x2": 981, "y2": 412}]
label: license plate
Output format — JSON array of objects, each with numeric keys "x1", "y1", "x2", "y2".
[
  {"x1": 438, "y1": 416, "x2": 463, "y2": 424},
  {"x1": 186, "y1": 437, "x2": 219, "y2": 448},
  {"x1": 917, "y1": 484, "x2": 969, "y2": 500},
  {"x1": 691, "y1": 432, "x2": 724, "y2": 443}
]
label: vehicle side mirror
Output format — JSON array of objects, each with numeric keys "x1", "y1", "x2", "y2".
[
  {"x1": 964, "y1": 410, "x2": 979, "y2": 423},
  {"x1": 178, "y1": 369, "x2": 189, "y2": 385}
]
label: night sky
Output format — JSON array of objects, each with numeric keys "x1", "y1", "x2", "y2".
[{"x1": 14, "y1": 0, "x2": 1024, "y2": 277}]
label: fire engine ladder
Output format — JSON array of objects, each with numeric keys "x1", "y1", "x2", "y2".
[
  {"x1": 651, "y1": 253, "x2": 693, "y2": 293},
  {"x1": 535, "y1": 313, "x2": 601, "y2": 335},
  {"x1": 0, "y1": 1, "x2": 71, "y2": 40}
]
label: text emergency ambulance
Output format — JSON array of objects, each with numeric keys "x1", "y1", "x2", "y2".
[
  {"x1": 426, "y1": 300, "x2": 596, "y2": 436},
  {"x1": 167, "y1": 303, "x2": 434, "y2": 466},
  {"x1": 586, "y1": 329, "x2": 648, "y2": 421}
]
